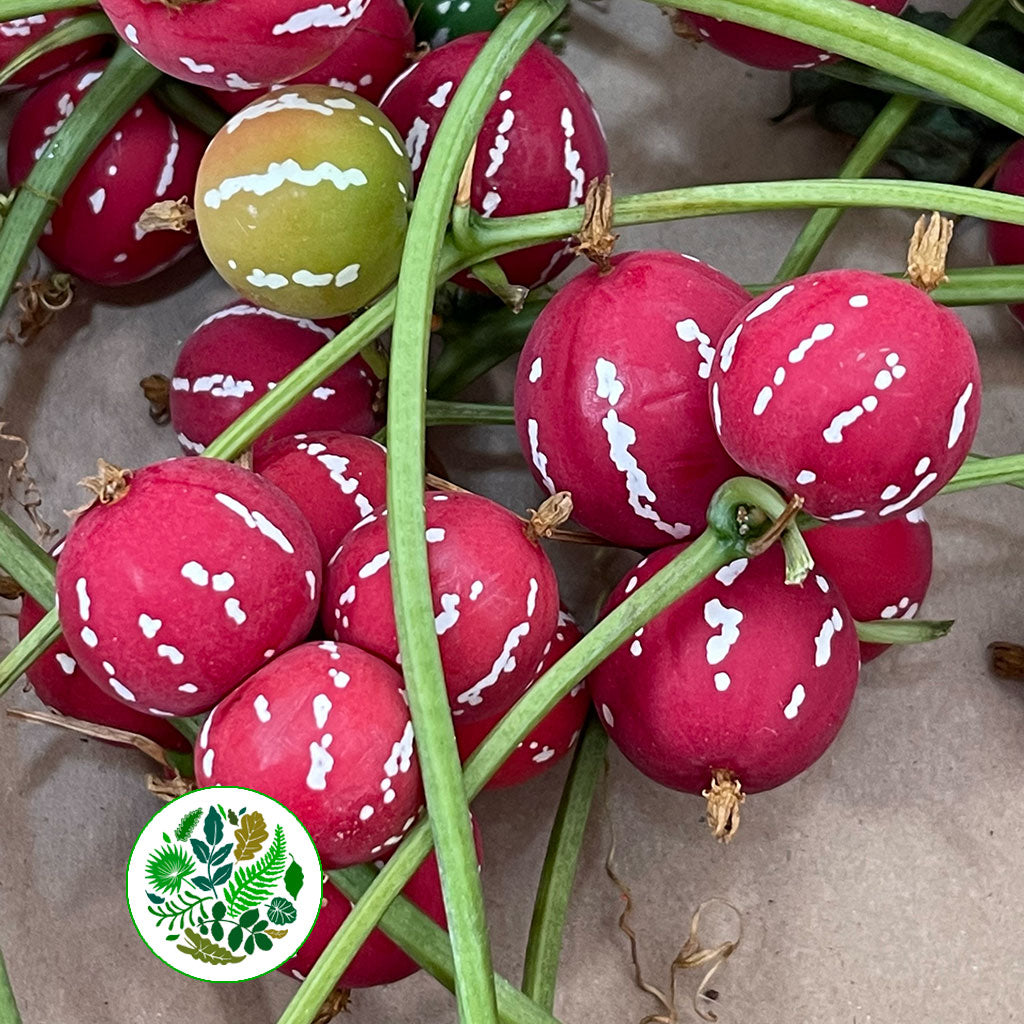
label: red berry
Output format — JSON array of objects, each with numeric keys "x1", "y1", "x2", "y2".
[
  {"x1": 255, "y1": 431, "x2": 388, "y2": 566},
  {"x1": 19, "y1": 572, "x2": 190, "y2": 753},
  {"x1": 209, "y1": 0, "x2": 414, "y2": 113},
  {"x1": 195, "y1": 640, "x2": 422, "y2": 868},
  {"x1": 282, "y1": 820, "x2": 482, "y2": 987},
  {"x1": 380, "y1": 34, "x2": 609, "y2": 290},
  {"x1": 6, "y1": 61, "x2": 207, "y2": 286},
  {"x1": 514, "y1": 251, "x2": 748, "y2": 548},
  {"x1": 322, "y1": 491, "x2": 560, "y2": 723},
  {"x1": 677, "y1": 0, "x2": 906, "y2": 72},
  {"x1": 168, "y1": 301, "x2": 381, "y2": 455},
  {"x1": 0, "y1": 11, "x2": 106, "y2": 93},
  {"x1": 455, "y1": 610, "x2": 589, "y2": 788},
  {"x1": 589, "y1": 544, "x2": 860, "y2": 795},
  {"x1": 804, "y1": 510, "x2": 933, "y2": 662},
  {"x1": 986, "y1": 138, "x2": 1024, "y2": 326},
  {"x1": 55, "y1": 458, "x2": 321, "y2": 716},
  {"x1": 708, "y1": 270, "x2": 981, "y2": 523},
  {"x1": 100, "y1": 0, "x2": 365, "y2": 91}
]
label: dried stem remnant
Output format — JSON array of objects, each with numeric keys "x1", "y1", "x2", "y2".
[
  {"x1": 573, "y1": 175, "x2": 618, "y2": 271},
  {"x1": 137, "y1": 198, "x2": 196, "y2": 234},
  {"x1": 990, "y1": 641, "x2": 1024, "y2": 680},
  {"x1": 0, "y1": 421, "x2": 59, "y2": 543},
  {"x1": 907, "y1": 211, "x2": 953, "y2": 292},
  {"x1": 72, "y1": 459, "x2": 131, "y2": 517},
  {"x1": 525, "y1": 490, "x2": 573, "y2": 542},
  {"x1": 140, "y1": 374, "x2": 171, "y2": 425},
  {"x1": 312, "y1": 986, "x2": 353, "y2": 1022},
  {"x1": 4, "y1": 272, "x2": 73, "y2": 347},
  {"x1": 702, "y1": 768, "x2": 744, "y2": 843}
]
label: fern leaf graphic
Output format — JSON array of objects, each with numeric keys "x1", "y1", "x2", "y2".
[{"x1": 222, "y1": 825, "x2": 286, "y2": 917}]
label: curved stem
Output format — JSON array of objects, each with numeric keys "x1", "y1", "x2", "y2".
[
  {"x1": 653, "y1": 0, "x2": 1024, "y2": 132},
  {"x1": 0, "y1": 950, "x2": 22, "y2": 1024},
  {"x1": 0, "y1": 10, "x2": 113, "y2": 89},
  {"x1": 330, "y1": 868, "x2": 562, "y2": 1024},
  {"x1": 855, "y1": 618, "x2": 954, "y2": 644},
  {"x1": 0, "y1": 0, "x2": 92, "y2": 15},
  {"x1": 774, "y1": 0, "x2": 1006, "y2": 281},
  {"x1": 150, "y1": 77, "x2": 229, "y2": 136},
  {"x1": 0, "y1": 607, "x2": 58, "y2": 698},
  {"x1": 385, "y1": 1, "x2": 564, "y2": 1020},
  {"x1": 0, "y1": 44, "x2": 160, "y2": 313},
  {"x1": 521, "y1": 714, "x2": 607, "y2": 1011},
  {"x1": 0, "y1": 511, "x2": 54, "y2": 607},
  {"x1": 942, "y1": 453, "x2": 1024, "y2": 493}
]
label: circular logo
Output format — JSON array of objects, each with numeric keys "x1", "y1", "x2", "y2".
[{"x1": 126, "y1": 787, "x2": 323, "y2": 982}]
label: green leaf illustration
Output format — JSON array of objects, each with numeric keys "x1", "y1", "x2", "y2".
[
  {"x1": 254, "y1": 932, "x2": 273, "y2": 952},
  {"x1": 227, "y1": 809, "x2": 239, "y2": 826},
  {"x1": 265, "y1": 928, "x2": 288, "y2": 939},
  {"x1": 146, "y1": 893, "x2": 165, "y2": 906},
  {"x1": 266, "y1": 898, "x2": 296, "y2": 926},
  {"x1": 146, "y1": 844, "x2": 197, "y2": 896},
  {"x1": 210, "y1": 842, "x2": 233, "y2": 866},
  {"x1": 284, "y1": 858, "x2": 304, "y2": 901},
  {"x1": 211, "y1": 863, "x2": 234, "y2": 887},
  {"x1": 190, "y1": 839, "x2": 211, "y2": 864},
  {"x1": 244, "y1": 934, "x2": 255, "y2": 956},
  {"x1": 211, "y1": 902, "x2": 226, "y2": 921},
  {"x1": 238, "y1": 908, "x2": 259, "y2": 929},
  {"x1": 227, "y1": 926, "x2": 243, "y2": 952},
  {"x1": 233, "y1": 812, "x2": 268, "y2": 862},
  {"x1": 210, "y1": 920, "x2": 224, "y2": 943},
  {"x1": 222, "y1": 826, "x2": 286, "y2": 917},
  {"x1": 176, "y1": 927, "x2": 245, "y2": 965},
  {"x1": 191, "y1": 876, "x2": 215, "y2": 892},
  {"x1": 174, "y1": 808, "x2": 203, "y2": 842},
  {"x1": 204, "y1": 806, "x2": 224, "y2": 847},
  {"x1": 251, "y1": 919, "x2": 268, "y2": 932},
  {"x1": 163, "y1": 833, "x2": 170, "y2": 843},
  {"x1": 147, "y1": 891, "x2": 210, "y2": 931}
]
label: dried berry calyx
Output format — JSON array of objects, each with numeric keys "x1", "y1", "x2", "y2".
[
  {"x1": 525, "y1": 491, "x2": 573, "y2": 543},
  {"x1": 907, "y1": 211, "x2": 953, "y2": 292},
  {"x1": 703, "y1": 769, "x2": 745, "y2": 843},
  {"x1": 76, "y1": 459, "x2": 132, "y2": 510},
  {"x1": 137, "y1": 198, "x2": 196, "y2": 235},
  {"x1": 573, "y1": 175, "x2": 618, "y2": 270}
]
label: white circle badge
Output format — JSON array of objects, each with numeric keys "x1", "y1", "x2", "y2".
[{"x1": 126, "y1": 786, "x2": 323, "y2": 982}]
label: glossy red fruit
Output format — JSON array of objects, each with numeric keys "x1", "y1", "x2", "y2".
[
  {"x1": 380, "y1": 33, "x2": 609, "y2": 290},
  {"x1": 19, "y1": 586, "x2": 189, "y2": 753},
  {"x1": 709, "y1": 270, "x2": 981, "y2": 523},
  {"x1": 590, "y1": 544, "x2": 861, "y2": 796},
  {"x1": 282, "y1": 821, "x2": 482, "y2": 987},
  {"x1": 168, "y1": 301, "x2": 381, "y2": 455},
  {"x1": 0, "y1": 11, "x2": 106, "y2": 93},
  {"x1": 515, "y1": 250, "x2": 748, "y2": 548},
  {"x1": 209, "y1": 0, "x2": 413, "y2": 114},
  {"x1": 455, "y1": 610, "x2": 589, "y2": 788},
  {"x1": 676, "y1": 0, "x2": 906, "y2": 72},
  {"x1": 986, "y1": 138, "x2": 1024, "y2": 325},
  {"x1": 322, "y1": 491, "x2": 560, "y2": 723},
  {"x1": 804, "y1": 510, "x2": 933, "y2": 662},
  {"x1": 100, "y1": 0, "x2": 364, "y2": 90},
  {"x1": 6, "y1": 61, "x2": 207, "y2": 286},
  {"x1": 195, "y1": 640, "x2": 422, "y2": 868},
  {"x1": 254, "y1": 431, "x2": 388, "y2": 566},
  {"x1": 55, "y1": 458, "x2": 321, "y2": 717}
]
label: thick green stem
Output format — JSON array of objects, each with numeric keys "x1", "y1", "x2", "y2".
[
  {"x1": 0, "y1": 0, "x2": 92, "y2": 16},
  {"x1": 329, "y1": 868, "x2": 562, "y2": 1024},
  {"x1": 775, "y1": 0, "x2": 1006, "y2": 281},
  {"x1": 855, "y1": 618, "x2": 954, "y2": 644},
  {"x1": 656, "y1": 0, "x2": 1024, "y2": 132},
  {"x1": 384, "y1": 2, "x2": 563, "y2": 1021},
  {"x1": 426, "y1": 400, "x2": 515, "y2": 427},
  {"x1": 0, "y1": 951, "x2": 22, "y2": 1024},
  {"x1": 521, "y1": 715, "x2": 607, "y2": 1011},
  {"x1": 941, "y1": 453, "x2": 1024, "y2": 493},
  {"x1": 0, "y1": 606, "x2": 58, "y2": 698},
  {"x1": 168, "y1": 715, "x2": 204, "y2": 745},
  {"x1": 0, "y1": 44, "x2": 160, "y2": 314},
  {"x1": 151, "y1": 77, "x2": 229, "y2": 136},
  {"x1": 468, "y1": 179, "x2": 1024, "y2": 257},
  {"x1": 0, "y1": 10, "x2": 113, "y2": 89},
  {"x1": 0, "y1": 511, "x2": 55, "y2": 607}
]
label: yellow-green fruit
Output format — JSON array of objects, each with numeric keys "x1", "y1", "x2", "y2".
[{"x1": 195, "y1": 86, "x2": 413, "y2": 318}]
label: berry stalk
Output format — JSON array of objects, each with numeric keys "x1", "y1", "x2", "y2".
[
  {"x1": 0, "y1": 0, "x2": 92, "y2": 16},
  {"x1": 0, "y1": 949, "x2": 22, "y2": 1024},
  {"x1": 0, "y1": 510, "x2": 54, "y2": 606},
  {"x1": 0, "y1": 9, "x2": 114, "y2": 89}
]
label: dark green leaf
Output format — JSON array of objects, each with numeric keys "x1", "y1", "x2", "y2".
[
  {"x1": 227, "y1": 926, "x2": 243, "y2": 952},
  {"x1": 244, "y1": 934, "x2": 255, "y2": 956},
  {"x1": 227, "y1": 810, "x2": 239, "y2": 826},
  {"x1": 211, "y1": 863, "x2": 233, "y2": 887},
  {"x1": 238, "y1": 908, "x2": 259, "y2": 929},
  {"x1": 210, "y1": 920, "x2": 224, "y2": 943},
  {"x1": 212, "y1": 901, "x2": 226, "y2": 920},
  {"x1": 253, "y1": 932, "x2": 273, "y2": 952},
  {"x1": 162, "y1": 833, "x2": 170, "y2": 844},
  {"x1": 284, "y1": 858, "x2": 304, "y2": 901},
  {"x1": 250, "y1": 919, "x2": 267, "y2": 932},
  {"x1": 190, "y1": 839, "x2": 211, "y2": 864},
  {"x1": 174, "y1": 807, "x2": 203, "y2": 842},
  {"x1": 166, "y1": 934, "x2": 179, "y2": 941},
  {"x1": 146, "y1": 893, "x2": 165, "y2": 905},
  {"x1": 210, "y1": 842, "x2": 233, "y2": 866},
  {"x1": 266, "y1": 897, "x2": 296, "y2": 926},
  {"x1": 204, "y1": 806, "x2": 224, "y2": 847},
  {"x1": 190, "y1": 876, "x2": 214, "y2": 892}
]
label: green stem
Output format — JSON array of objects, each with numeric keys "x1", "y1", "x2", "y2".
[
  {"x1": 521, "y1": 715, "x2": 607, "y2": 1011},
  {"x1": 329, "y1": 869, "x2": 562, "y2": 1024},
  {"x1": 810, "y1": 61, "x2": 969, "y2": 108},
  {"x1": 384, "y1": 1, "x2": 564, "y2": 1021},
  {"x1": 150, "y1": 77, "x2": 229, "y2": 136},
  {"x1": 168, "y1": 715, "x2": 204, "y2": 745},
  {"x1": 855, "y1": 618, "x2": 954, "y2": 644},
  {"x1": 0, "y1": 0, "x2": 92, "y2": 16},
  {"x1": 0, "y1": 10, "x2": 113, "y2": 89},
  {"x1": 965, "y1": 452, "x2": 1024, "y2": 489},
  {"x1": 467, "y1": 179, "x2": 1024, "y2": 257},
  {"x1": 0, "y1": 44, "x2": 160, "y2": 313},
  {"x1": 654, "y1": 0, "x2": 1024, "y2": 132},
  {"x1": 941, "y1": 453, "x2": 1024, "y2": 493},
  {"x1": 0, "y1": 950, "x2": 22, "y2": 1024},
  {"x1": 464, "y1": 259, "x2": 531, "y2": 310},
  {"x1": 0, "y1": 511, "x2": 55, "y2": 607},
  {"x1": 0, "y1": 606, "x2": 58, "y2": 698},
  {"x1": 425, "y1": 400, "x2": 515, "y2": 427},
  {"x1": 774, "y1": 0, "x2": 1006, "y2": 281}
]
